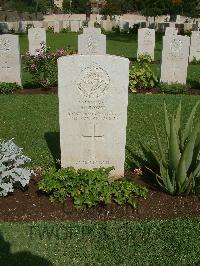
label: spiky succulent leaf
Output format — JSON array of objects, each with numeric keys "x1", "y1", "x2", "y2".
[
  {"x1": 182, "y1": 100, "x2": 200, "y2": 148},
  {"x1": 164, "y1": 100, "x2": 170, "y2": 139},
  {"x1": 169, "y1": 116, "x2": 181, "y2": 172}
]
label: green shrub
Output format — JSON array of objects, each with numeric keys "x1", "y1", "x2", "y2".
[
  {"x1": 38, "y1": 167, "x2": 148, "y2": 208},
  {"x1": 142, "y1": 100, "x2": 200, "y2": 195},
  {"x1": 0, "y1": 82, "x2": 21, "y2": 94},
  {"x1": 191, "y1": 57, "x2": 200, "y2": 65},
  {"x1": 159, "y1": 82, "x2": 190, "y2": 94},
  {"x1": 129, "y1": 55, "x2": 158, "y2": 92}
]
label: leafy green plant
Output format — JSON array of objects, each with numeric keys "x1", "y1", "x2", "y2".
[
  {"x1": 129, "y1": 55, "x2": 158, "y2": 92},
  {"x1": 38, "y1": 167, "x2": 147, "y2": 208},
  {"x1": 191, "y1": 57, "x2": 200, "y2": 65},
  {"x1": 0, "y1": 82, "x2": 21, "y2": 94},
  {"x1": 142, "y1": 100, "x2": 200, "y2": 195},
  {"x1": 159, "y1": 82, "x2": 190, "y2": 94},
  {"x1": 0, "y1": 139, "x2": 34, "y2": 197},
  {"x1": 23, "y1": 43, "x2": 75, "y2": 88}
]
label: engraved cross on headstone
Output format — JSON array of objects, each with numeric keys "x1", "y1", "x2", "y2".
[{"x1": 83, "y1": 124, "x2": 104, "y2": 141}]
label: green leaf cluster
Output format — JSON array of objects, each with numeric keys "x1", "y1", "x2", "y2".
[
  {"x1": 129, "y1": 55, "x2": 158, "y2": 92},
  {"x1": 159, "y1": 82, "x2": 191, "y2": 94},
  {"x1": 0, "y1": 82, "x2": 21, "y2": 94},
  {"x1": 38, "y1": 167, "x2": 148, "y2": 208},
  {"x1": 142, "y1": 100, "x2": 200, "y2": 195}
]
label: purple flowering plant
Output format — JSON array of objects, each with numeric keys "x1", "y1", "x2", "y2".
[{"x1": 23, "y1": 42, "x2": 74, "y2": 88}]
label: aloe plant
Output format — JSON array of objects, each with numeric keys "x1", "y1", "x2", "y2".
[{"x1": 143, "y1": 100, "x2": 200, "y2": 195}]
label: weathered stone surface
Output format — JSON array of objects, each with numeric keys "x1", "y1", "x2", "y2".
[
  {"x1": 28, "y1": 27, "x2": 46, "y2": 55},
  {"x1": 189, "y1": 31, "x2": 200, "y2": 62},
  {"x1": 165, "y1": 27, "x2": 178, "y2": 36},
  {"x1": 160, "y1": 35, "x2": 190, "y2": 84},
  {"x1": 0, "y1": 34, "x2": 21, "y2": 85},
  {"x1": 78, "y1": 32, "x2": 106, "y2": 55},
  {"x1": 54, "y1": 21, "x2": 63, "y2": 33},
  {"x1": 83, "y1": 27, "x2": 101, "y2": 34},
  {"x1": 101, "y1": 20, "x2": 113, "y2": 31},
  {"x1": 137, "y1": 28, "x2": 155, "y2": 60},
  {"x1": 58, "y1": 55, "x2": 129, "y2": 177},
  {"x1": 70, "y1": 20, "x2": 80, "y2": 32}
]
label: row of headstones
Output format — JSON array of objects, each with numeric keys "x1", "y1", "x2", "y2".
[
  {"x1": 0, "y1": 19, "x2": 199, "y2": 34},
  {"x1": 0, "y1": 26, "x2": 199, "y2": 87},
  {"x1": 138, "y1": 27, "x2": 200, "y2": 63}
]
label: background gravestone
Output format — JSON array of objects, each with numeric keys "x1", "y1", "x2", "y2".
[
  {"x1": 83, "y1": 27, "x2": 101, "y2": 34},
  {"x1": 0, "y1": 34, "x2": 21, "y2": 85},
  {"x1": 137, "y1": 28, "x2": 155, "y2": 60},
  {"x1": 70, "y1": 20, "x2": 80, "y2": 32},
  {"x1": 189, "y1": 31, "x2": 200, "y2": 62},
  {"x1": 160, "y1": 35, "x2": 190, "y2": 84},
  {"x1": 165, "y1": 27, "x2": 178, "y2": 36},
  {"x1": 78, "y1": 32, "x2": 106, "y2": 55},
  {"x1": 58, "y1": 55, "x2": 129, "y2": 177},
  {"x1": 28, "y1": 27, "x2": 46, "y2": 55}
]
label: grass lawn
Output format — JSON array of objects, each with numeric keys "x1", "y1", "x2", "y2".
[
  {"x1": 0, "y1": 33, "x2": 200, "y2": 265},
  {"x1": 19, "y1": 32, "x2": 200, "y2": 88},
  {"x1": 0, "y1": 94, "x2": 199, "y2": 168},
  {"x1": 1, "y1": 218, "x2": 200, "y2": 265}
]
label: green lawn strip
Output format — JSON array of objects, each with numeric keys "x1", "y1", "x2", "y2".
[
  {"x1": 0, "y1": 95, "x2": 199, "y2": 168},
  {"x1": 0, "y1": 218, "x2": 200, "y2": 265}
]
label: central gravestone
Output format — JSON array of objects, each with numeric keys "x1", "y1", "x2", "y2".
[{"x1": 58, "y1": 55, "x2": 129, "y2": 176}]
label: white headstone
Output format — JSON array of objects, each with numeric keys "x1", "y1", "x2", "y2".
[
  {"x1": 165, "y1": 27, "x2": 178, "y2": 36},
  {"x1": 160, "y1": 35, "x2": 190, "y2": 84},
  {"x1": 0, "y1": 34, "x2": 21, "y2": 85},
  {"x1": 88, "y1": 21, "x2": 94, "y2": 28},
  {"x1": 189, "y1": 31, "x2": 200, "y2": 62},
  {"x1": 54, "y1": 21, "x2": 62, "y2": 33},
  {"x1": 63, "y1": 20, "x2": 70, "y2": 30},
  {"x1": 137, "y1": 28, "x2": 155, "y2": 60},
  {"x1": 28, "y1": 27, "x2": 46, "y2": 55},
  {"x1": 101, "y1": 20, "x2": 113, "y2": 32},
  {"x1": 78, "y1": 32, "x2": 106, "y2": 55},
  {"x1": 58, "y1": 55, "x2": 129, "y2": 177},
  {"x1": 119, "y1": 21, "x2": 129, "y2": 32},
  {"x1": 70, "y1": 20, "x2": 80, "y2": 32},
  {"x1": 83, "y1": 27, "x2": 101, "y2": 34}
]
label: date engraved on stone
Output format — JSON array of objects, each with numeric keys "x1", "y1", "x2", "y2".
[{"x1": 77, "y1": 63, "x2": 110, "y2": 99}]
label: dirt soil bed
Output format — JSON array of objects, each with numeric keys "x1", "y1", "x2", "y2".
[
  {"x1": 13, "y1": 87, "x2": 200, "y2": 96},
  {"x1": 1, "y1": 172, "x2": 200, "y2": 222}
]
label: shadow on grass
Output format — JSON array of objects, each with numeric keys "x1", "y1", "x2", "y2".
[
  {"x1": 45, "y1": 132, "x2": 61, "y2": 166},
  {"x1": 0, "y1": 232, "x2": 52, "y2": 266},
  {"x1": 187, "y1": 79, "x2": 200, "y2": 90}
]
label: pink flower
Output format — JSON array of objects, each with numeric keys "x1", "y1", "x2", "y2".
[
  {"x1": 25, "y1": 51, "x2": 31, "y2": 56},
  {"x1": 47, "y1": 54, "x2": 53, "y2": 59},
  {"x1": 31, "y1": 64, "x2": 36, "y2": 70},
  {"x1": 57, "y1": 49, "x2": 65, "y2": 55}
]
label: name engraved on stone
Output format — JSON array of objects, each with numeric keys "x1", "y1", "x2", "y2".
[
  {"x1": 77, "y1": 63, "x2": 110, "y2": 99},
  {"x1": 67, "y1": 111, "x2": 120, "y2": 121}
]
